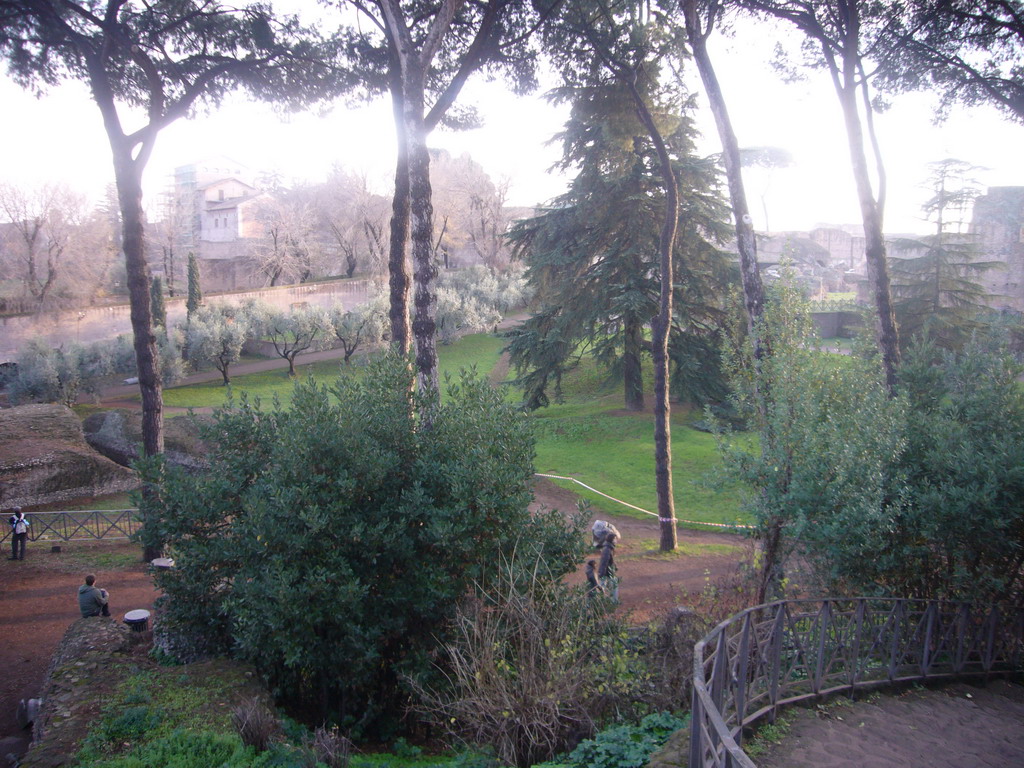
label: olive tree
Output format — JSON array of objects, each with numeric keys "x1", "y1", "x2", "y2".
[
  {"x1": 263, "y1": 305, "x2": 332, "y2": 375},
  {"x1": 184, "y1": 304, "x2": 254, "y2": 385}
]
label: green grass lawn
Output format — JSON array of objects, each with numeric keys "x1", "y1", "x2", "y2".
[
  {"x1": 162, "y1": 335, "x2": 508, "y2": 410},
  {"x1": 156, "y1": 329, "x2": 748, "y2": 526},
  {"x1": 528, "y1": 356, "x2": 749, "y2": 527}
]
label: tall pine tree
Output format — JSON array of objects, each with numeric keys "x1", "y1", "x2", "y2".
[
  {"x1": 507, "y1": 80, "x2": 734, "y2": 411},
  {"x1": 889, "y1": 158, "x2": 1001, "y2": 350}
]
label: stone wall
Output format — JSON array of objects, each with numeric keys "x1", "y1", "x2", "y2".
[
  {"x1": 972, "y1": 186, "x2": 1024, "y2": 312},
  {"x1": 0, "y1": 277, "x2": 372, "y2": 363}
]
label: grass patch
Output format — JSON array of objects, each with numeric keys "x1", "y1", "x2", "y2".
[
  {"x1": 76, "y1": 660, "x2": 267, "y2": 765},
  {"x1": 148, "y1": 326, "x2": 750, "y2": 527},
  {"x1": 63, "y1": 544, "x2": 140, "y2": 571},
  {"x1": 530, "y1": 358, "x2": 749, "y2": 526},
  {"x1": 742, "y1": 713, "x2": 793, "y2": 759},
  {"x1": 162, "y1": 358, "x2": 343, "y2": 409},
  {"x1": 629, "y1": 538, "x2": 744, "y2": 559},
  {"x1": 161, "y1": 334, "x2": 507, "y2": 410}
]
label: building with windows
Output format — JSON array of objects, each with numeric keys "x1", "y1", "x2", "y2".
[{"x1": 164, "y1": 157, "x2": 269, "y2": 291}]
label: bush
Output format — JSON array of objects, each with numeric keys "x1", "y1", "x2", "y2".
[
  {"x1": 413, "y1": 556, "x2": 655, "y2": 768},
  {"x1": 233, "y1": 697, "x2": 280, "y2": 752},
  {"x1": 536, "y1": 712, "x2": 688, "y2": 768},
  {"x1": 303, "y1": 726, "x2": 351, "y2": 768},
  {"x1": 142, "y1": 355, "x2": 581, "y2": 737},
  {"x1": 721, "y1": 278, "x2": 1024, "y2": 604}
]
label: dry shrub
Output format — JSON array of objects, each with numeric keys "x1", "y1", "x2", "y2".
[
  {"x1": 638, "y1": 608, "x2": 706, "y2": 711},
  {"x1": 412, "y1": 565, "x2": 638, "y2": 768},
  {"x1": 688, "y1": 566, "x2": 762, "y2": 629},
  {"x1": 231, "y1": 696, "x2": 279, "y2": 752},
  {"x1": 303, "y1": 725, "x2": 352, "y2": 768}
]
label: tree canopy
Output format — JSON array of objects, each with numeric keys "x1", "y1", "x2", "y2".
[
  {"x1": 507, "y1": 75, "x2": 733, "y2": 411},
  {"x1": 875, "y1": 0, "x2": 1024, "y2": 124},
  {"x1": 141, "y1": 357, "x2": 582, "y2": 736}
]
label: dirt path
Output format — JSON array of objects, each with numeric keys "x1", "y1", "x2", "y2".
[
  {"x1": 754, "y1": 680, "x2": 1024, "y2": 768},
  {"x1": 529, "y1": 478, "x2": 749, "y2": 622},
  {"x1": 0, "y1": 542, "x2": 160, "y2": 759}
]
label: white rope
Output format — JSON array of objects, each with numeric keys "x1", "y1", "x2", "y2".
[{"x1": 534, "y1": 472, "x2": 752, "y2": 530}]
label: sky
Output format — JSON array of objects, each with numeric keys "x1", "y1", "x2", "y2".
[{"x1": 2, "y1": 17, "x2": 1023, "y2": 236}]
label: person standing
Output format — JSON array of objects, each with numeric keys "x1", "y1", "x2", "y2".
[
  {"x1": 8, "y1": 507, "x2": 29, "y2": 561},
  {"x1": 78, "y1": 574, "x2": 111, "y2": 618},
  {"x1": 591, "y1": 520, "x2": 620, "y2": 602}
]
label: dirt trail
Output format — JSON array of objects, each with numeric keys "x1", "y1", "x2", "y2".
[
  {"x1": 0, "y1": 480, "x2": 747, "y2": 759},
  {"x1": 0, "y1": 543, "x2": 160, "y2": 758}
]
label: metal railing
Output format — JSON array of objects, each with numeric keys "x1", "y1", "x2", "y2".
[
  {"x1": 2, "y1": 509, "x2": 141, "y2": 543},
  {"x1": 689, "y1": 598, "x2": 1024, "y2": 768}
]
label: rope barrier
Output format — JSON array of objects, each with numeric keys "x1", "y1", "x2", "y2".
[{"x1": 533, "y1": 473, "x2": 752, "y2": 530}]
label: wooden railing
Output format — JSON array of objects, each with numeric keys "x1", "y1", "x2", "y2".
[
  {"x1": 689, "y1": 598, "x2": 1024, "y2": 768},
  {"x1": 2, "y1": 510, "x2": 140, "y2": 543}
]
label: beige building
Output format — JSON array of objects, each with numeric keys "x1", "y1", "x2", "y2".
[
  {"x1": 971, "y1": 186, "x2": 1024, "y2": 312},
  {"x1": 166, "y1": 157, "x2": 269, "y2": 292}
]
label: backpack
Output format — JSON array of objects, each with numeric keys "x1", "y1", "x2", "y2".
[
  {"x1": 591, "y1": 520, "x2": 620, "y2": 546},
  {"x1": 14, "y1": 517, "x2": 27, "y2": 534}
]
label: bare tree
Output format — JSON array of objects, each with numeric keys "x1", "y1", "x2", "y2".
[
  {"x1": 150, "y1": 183, "x2": 194, "y2": 297},
  {"x1": 249, "y1": 193, "x2": 327, "y2": 286},
  {"x1": 317, "y1": 167, "x2": 390, "y2": 278},
  {"x1": 0, "y1": 182, "x2": 87, "y2": 310},
  {"x1": 430, "y1": 151, "x2": 514, "y2": 270}
]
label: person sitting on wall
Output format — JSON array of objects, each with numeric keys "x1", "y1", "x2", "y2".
[{"x1": 78, "y1": 574, "x2": 110, "y2": 618}]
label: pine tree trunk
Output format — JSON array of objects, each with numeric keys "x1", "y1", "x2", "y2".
[
  {"x1": 406, "y1": 82, "x2": 439, "y2": 396},
  {"x1": 627, "y1": 81, "x2": 678, "y2": 552},
  {"x1": 388, "y1": 77, "x2": 412, "y2": 355},
  {"x1": 623, "y1": 315, "x2": 644, "y2": 411},
  {"x1": 835, "y1": 20, "x2": 900, "y2": 394},
  {"x1": 111, "y1": 140, "x2": 164, "y2": 564},
  {"x1": 112, "y1": 147, "x2": 163, "y2": 458},
  {"x1": 686, "y1": 1, "x2": 784, "y2": 589},
  {"x1": 684, "y1": 3, "x2": 767, "y2": 344}
]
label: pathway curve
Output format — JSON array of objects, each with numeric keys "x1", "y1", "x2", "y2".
[{"x1": 753, "y1": 680, "x2": 1024, "y2": 768}]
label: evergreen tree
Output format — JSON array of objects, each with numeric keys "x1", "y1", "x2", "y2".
[
  {"x1": 186, "y1": 253, "x2": 203, "y2": 319},
  {"x1": 507, "y1": 81, "x2": 733, "y2": 411},
  {"x1": 150, "y1": 276, "x2": 166, "y2": 329},
  {"x1": 888, "y1": 159, "x2": 1001, "y2": 350}
]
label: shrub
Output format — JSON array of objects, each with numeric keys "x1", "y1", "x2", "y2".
[
  {"x1": 304, "y1": 726, "x2": 351, "y2": 768},
  {"x1": 75, "y1": 730, "x2": 282, "y2": 768},
  {"x1": 143, "y1": 355, "x2": 581, "y2": 737},
  {"x1": 721, "y1": 277, "x2": 1024, "y2": 604},
  {"x1": 232, "y1": 696, "x2": 280, "y2": 752},
  {"x1": 535, "y1": 712, "x2": 688, "y2": 768},
  {"x1": 413, "y1": 556, "x2": 651, "y2": 768}
]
